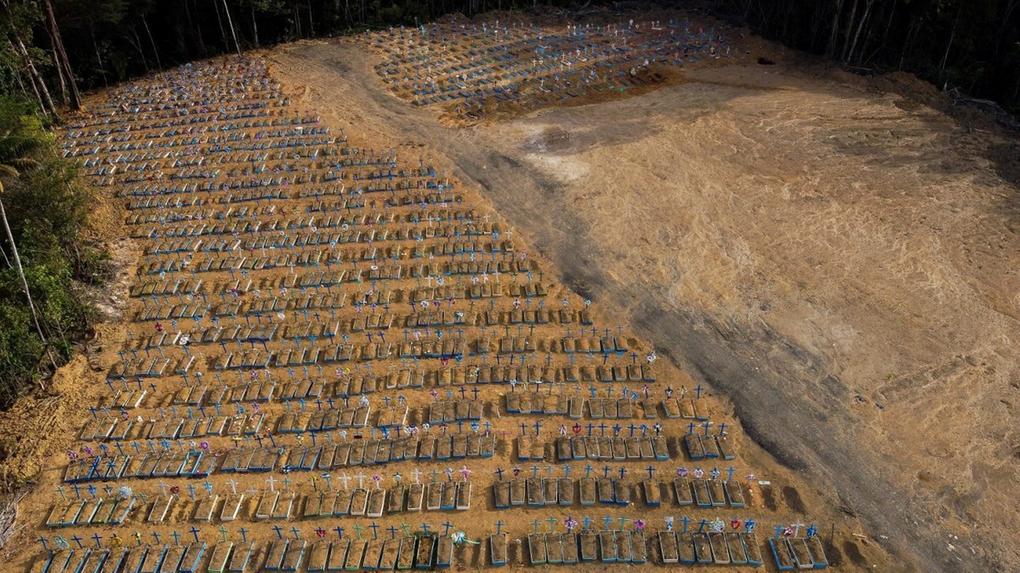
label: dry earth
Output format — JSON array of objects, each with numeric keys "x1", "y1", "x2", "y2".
[
  {"x1": 265, "y1": 29, "x2": 1020, "y2": 573},
  {"x1": 0, "y1": 39, "x2": 880, "y2": 573}
]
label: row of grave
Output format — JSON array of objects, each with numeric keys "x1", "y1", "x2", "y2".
[
  {"x1": 115, "y1": 347, "x2": 638, "y2": 381},
  {"x1": 114, "y1": 170, "x2": 439, "y2": 196},
  {"x1": 140, "y1": 326, "x2": 627, "y2": 355},
  {"x1": 133, "y1": 239, "x2": 521, "y2": 278},
  {"x1": 83, "y1": 396, "x2": 703, "y2": 444},
  {"x1": 150, "y1": 392, "x2": 680, "y2": 424},
  {"x1": 66, "y1": 106, "x2": 313, "y2": 137},
  {"x1": 129, "y1": 326, "x2": 625, "y2": 355},
  {"x1": 115, "y1": 172, "x2": 444, "y2": 200},
  {"x1": 129, "y1": 282, "x2": 548, "y2": 322},
  {"x1": 131, "y1": 207, "x2": 492, "y2": 238},
  {"x1": 122, "y1": 189, "x2": 460, "y2": 214},
  {"x1": 50, "y1": 468, "x2": 758, "y2": 530},
  {"x1": 107, "y1": 365, "x2": 667, "y2": 410},
  {"x1": 505, "y1": 395, "x2": 704, "y2": 419},
  {"x1": 64, "y1": 431, "x2": 728, "y2": 484},
  {"x1": 493, "y1": 476, "x2": 747, "y2": 509},
  {"x1": 63, "y1": 436, "x2": 500, "y2": 483},
  {"x1": 35, "y1": 534, "x2": 453, "y2": 573},
  {"x1": 516, "y1": 433, "x2": 729, "y2": 462},
  {"x1": 122, "y1": 196, "x2": 465, "y2": 233},
  {"x1": 69, "y1": 426, "x2": 724, "y2": 478},
  {"x1": 129, "y1": 310, "x2": 595, "y2": 341},
  {"x1": 107, "y1": 351, "x2": 656, "y2": 384},
  {"x1": 156, "y1": 387, "x2": 694, "y2": 422},
  {"x1": 48, "y1": 481, "x2": 472, "y2": 529},
  {"x1": 69, "y1": 132, "x2": 336, "y2": 161},
  {"x1": 125, "y1": 206, "x2": 481, "y2": 238},
  {"x1": 129, "y1": 269, "x2": 540, "y2": 305},
  {"x1": 134, "y1": 234, "x2": 519, "y2": 271},
  {"x1": 34, "y1": 528, "x2": 830, "y2": 573},
  {"x1": 127, "y1": 215, "x2": 503, "y2": 248},
  {"x1": 129, "y1": 271, "x2": 550, "y2": 303},
  {"x1": 123, "y1": 331, "x2": 627, "y2": 361},
  {"x1": 78, "y1": 405, "x2": 396, "y2": 443},
  {"x1": 67, "y1": 92, "x2": 286, "y2": 126},
  {"x1": 140, "y1": 223, "x2": 510, "y2": 256}
]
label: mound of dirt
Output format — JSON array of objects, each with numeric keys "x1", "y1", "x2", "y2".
[{"x1": 0, "y1": 355, "x2": 99, "y2": 490}]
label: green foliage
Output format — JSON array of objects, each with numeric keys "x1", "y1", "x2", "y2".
[
  {"x1": 0, "y1": 0, "x2": 1016, "y2": 112},
  {"x1": 0, "y1": 94, "x2": 106, "y2": 409}
]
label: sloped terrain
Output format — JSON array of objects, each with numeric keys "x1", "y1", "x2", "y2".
[{"x1": 268, "y1": 23, "x2": 1020, "y2": 572}]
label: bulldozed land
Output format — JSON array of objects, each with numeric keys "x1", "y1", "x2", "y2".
[{"x1": 2, "y1": 8, "x2": 1018, "y2": 573}]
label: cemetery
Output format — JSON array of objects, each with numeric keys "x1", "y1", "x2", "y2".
[
  {"x1": 7, "y1": 10, "x2": 846, "y2": 573},
  {"x1": 362, "y1": 12, "x2": 733, "y2": 123}
]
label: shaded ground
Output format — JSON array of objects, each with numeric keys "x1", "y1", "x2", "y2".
[{"x1": 268, "y1": 35, "x2": 1020, "y2": 572}]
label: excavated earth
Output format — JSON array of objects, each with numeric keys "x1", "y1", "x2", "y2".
[{"x1": 264, "y1": 30, "x2": 1020, "y2": 572}]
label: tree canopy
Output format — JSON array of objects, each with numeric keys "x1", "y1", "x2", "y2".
[
  {"x1": 0, "y1": 93, "x2": 109, "y2": 408},
  {"x1": 716, "y1": 0, "x2": 1020, "y2": 113},
  {"x1": 0, "y1": 0, "x2": 1015, "y2": 116}
]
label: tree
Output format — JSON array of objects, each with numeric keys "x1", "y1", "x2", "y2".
[
  {"x1": 0, "y1": 109, "x2": 57, "y2": 374},
  {"x1": 41, "y1": 0, "x2": 80, "y2": 109},
  {"x1": 222, "y1": 0, "x2": 242, "y2": 55}
]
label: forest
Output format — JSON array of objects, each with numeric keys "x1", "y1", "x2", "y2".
[
  {"x1": 1, "y1": 0, "x2": 1019, "y2": 117},
  {"x1": 0, "y1": 0, "x2": 1016, "y2": 408}
]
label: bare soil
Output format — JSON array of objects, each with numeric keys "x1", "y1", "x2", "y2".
[{"x1": 264, "y1": 24, "x2": 1020, "y2": 572}]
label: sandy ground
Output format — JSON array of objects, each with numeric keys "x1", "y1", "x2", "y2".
[
  {"x1": 0, "y1": 37, "x2": 886, "y2": 573},
  {"x1": 1, "y1": 10, "x2": 1016, "y2": 573},
  {"x1": 263, "y1": 26, "x2": 1020, "y2": 573}
]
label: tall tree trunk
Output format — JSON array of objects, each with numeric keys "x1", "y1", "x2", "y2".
[
  {"x1": 863, "y1": 0, "x2": 898, "y2": 66},
  {"x1": 938, "y1": 15, "x2": 958, "y2": 86},
  {"x1": 10, "y1": 67, "x2": 28, "y2": 99},
  {"x1": 841, "y1": 0, "x2": 859, "y2": 61},
  {"x1": 212, "y1": 0, "x2": 229, "y2": 52},
  {"x1": 12, "y1": 36, "x2": 57, "y2": 118},
  {"x1": 89, "y1": 21, "x2": 108, "y2": 88},
  {"x1": 141, "y1": 14, "x2": 163, "y2": 69},
  {"x1": 10, "y1": 41, "x2": 46, "y2": 114},
  {"x1": 251, "y1": 4, "x2": 259, "y2": 48},
  {"x1": 899, "y1": 19, "x2": 920, "y2": 70},
  {"x1": 0, "y1": 195, "x2": 56, "y2": 376},
  {"x1": 49, "y1": 45, "x2": 69, "y2": 106},
  {"x1": 42, "y1": 0, "x2": 80, "y2": 110},
  {"x1": 993, "y1": 0, "x2": 1019, "y2": 57},
  {"x1": 183, "y1": 0, "x2": 207, "y2": 57},
  {"x1": 827, "y1": 0, "x2": 844, "y2": 57},
  {"x1": 221, "y1": 0, "x2": 241, "y2": 55},
  {"x1": 845, "y1": 0, "x2": 873, "y2": 65},
  {"x1": 307, "y1": 0, "x2": 315, "y2": 36},
  {"x1": 128, "y1": 26, "x2": 150, "y2": 72}
]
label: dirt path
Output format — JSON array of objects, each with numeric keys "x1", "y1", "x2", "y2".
[{"x1": 268, "y1": 39, "x2": 1020, "y2": 572}]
